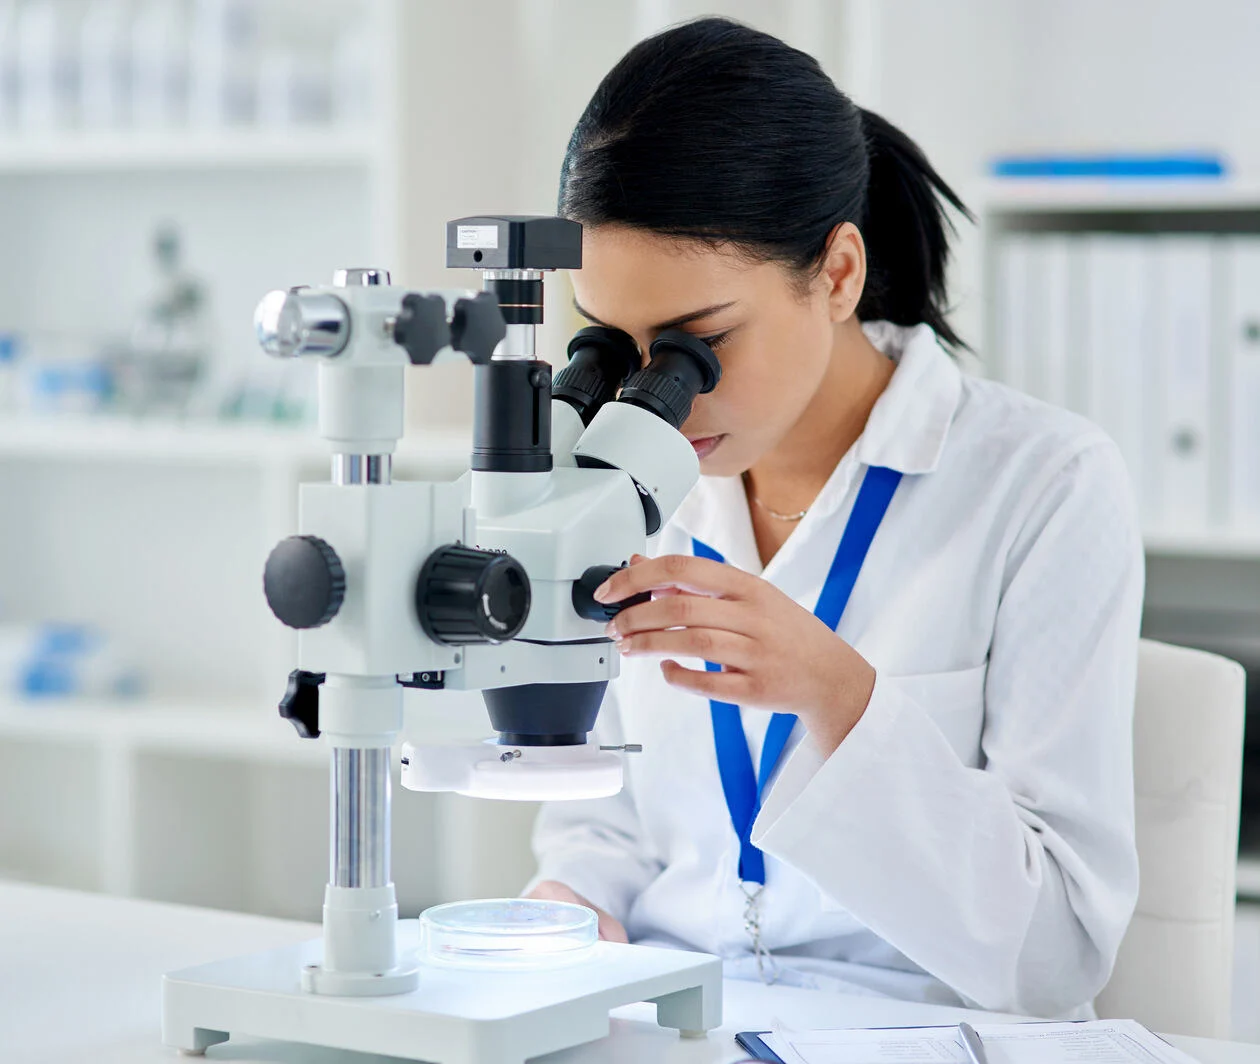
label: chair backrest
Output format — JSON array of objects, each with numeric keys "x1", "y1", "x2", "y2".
[{"x1": 1095, "y1": 638, "x2": 1246, "y2": 1037}]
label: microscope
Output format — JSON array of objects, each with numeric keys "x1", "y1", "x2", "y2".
[{"x1": 161, "y1": 217, "x2": 724, "y2": 1063}]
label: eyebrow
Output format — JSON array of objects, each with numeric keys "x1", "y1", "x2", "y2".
[{"x1": 572, "y1": 299, "x2": 739, "y2": 333}]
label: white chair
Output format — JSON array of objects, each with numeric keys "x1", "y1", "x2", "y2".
[{"x1": 1095, "y1": 638, "x2": 1247, "y2": 1037}]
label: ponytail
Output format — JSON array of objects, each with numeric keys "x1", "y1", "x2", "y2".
[
  {"x1": 560, "y1": 17, "x2": 974, "y2": 350},
  {"x1": 856, "y1": 108, "x2": 973, "y2": 350}
]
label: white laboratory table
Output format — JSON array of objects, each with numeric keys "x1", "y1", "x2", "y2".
[{"x1": 3, "y1": 880, "x2": 1257, "y2": 1064}]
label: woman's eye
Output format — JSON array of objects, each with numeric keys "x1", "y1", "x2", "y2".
[{"x1": 700, "y1": 331, "x2": 733, "y2": 351}]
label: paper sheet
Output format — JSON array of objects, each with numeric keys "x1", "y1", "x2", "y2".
[{"x1": 761, "y1": 1019, "x2": 1200, "y2": 1064}]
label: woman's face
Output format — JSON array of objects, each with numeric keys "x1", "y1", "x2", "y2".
[{"x1": 568, "y1": 225, "x2": 843, "y2": 477}]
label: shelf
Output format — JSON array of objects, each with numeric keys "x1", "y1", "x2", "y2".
[
  {"x1": 0, "y1": 693, "x2": 324, "y2": 766},
  {"x1": 1142, "y1": 529, "x2": 1260, "y2": 559},
  {"x1": 980, "y1": 178, "x2": 1260, "y2": 213},
  {"x1": 1239, "y1": 855, "x2": 1260, "y2": 901},
  {"x1": 0, "y1": 413, "x2": 471, "y2": 469},
  {"x1": 0, "y1": 129, "x2": 380, "y2": 174}
]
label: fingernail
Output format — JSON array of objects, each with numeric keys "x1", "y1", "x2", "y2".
[
  {"x1": 593, "y1": 582, "x2": 611, "y2": 602},
  {"x1": 604, "y1": 620, "x2": 617, "y2": 638},
  {"x1": 616, "y1": 638, "x2": 630, "y2": 655}
]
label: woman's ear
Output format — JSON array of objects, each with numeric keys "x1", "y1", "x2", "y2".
[{"x1": 820, "y1": 221, "x2": 867, "y2": 323}]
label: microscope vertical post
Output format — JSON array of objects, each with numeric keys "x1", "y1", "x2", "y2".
[
  {"x1": 298, "y1": 268, "x2": 419, "y2": 996},
  {"x1": 330, "y1": 443, "x2": 393, "y2": 900}
]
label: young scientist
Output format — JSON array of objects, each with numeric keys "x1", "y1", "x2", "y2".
[{"x1": 526, "y1": 18, "x2": 1143, "y2": 1018}]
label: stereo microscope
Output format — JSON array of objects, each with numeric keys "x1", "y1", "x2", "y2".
[{"x1": 160, "y1": 216, "x2": 725, "y2": 1063}]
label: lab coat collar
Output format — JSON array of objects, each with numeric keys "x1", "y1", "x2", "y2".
[{"x1": 670, "y1": 322, "x2": 961, "y2": 564}]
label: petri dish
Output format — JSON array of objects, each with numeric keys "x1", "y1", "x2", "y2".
[{"x1": 419, "y1": 898, "x2": 598, "y2": 970}]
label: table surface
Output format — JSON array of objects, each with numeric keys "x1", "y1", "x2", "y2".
[{"x1": 3, "y1": 880, "x2": 1257, "y2": 1064}]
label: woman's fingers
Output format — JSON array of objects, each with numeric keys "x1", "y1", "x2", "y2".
[
  {"x1": 659, "y1": 659, "x2": 760, "y2": 701},
  {"x1": 617, "y1": 625, "x2": 761, "y2": 670},
  {"x1": 525, "y1": 880, "x2": 629, "y2": 943},
  {"x1": 594, "y1": 553, "x2": 756, "y2": 603},
  {"x1": 608, "y1": 591, "x2": 756, "y2": 640}
]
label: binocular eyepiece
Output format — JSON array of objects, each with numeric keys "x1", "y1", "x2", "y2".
[{"x1": 554, "y1": 325, "x2": 722, "y2": 428}]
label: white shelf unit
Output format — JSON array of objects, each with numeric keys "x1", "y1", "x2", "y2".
[
  {"x1": 0, "y1": 129, "x2": 381, "y2": 173},
  {"x1": 981, "y1": 178, "x2": 1260, "y2": 561},
  {"x1": 981, "y1": 180, "x2": 1260, "y2": 913},
  {"x1": 1239, "y1": 856, "x2": 1260, "y2": 902},
  {"x1": 0, "y1": 413, "x2": 472, "y2": 468},
  {"x1": 0, "y1": 0, "x2": 553, "y2": 920}
]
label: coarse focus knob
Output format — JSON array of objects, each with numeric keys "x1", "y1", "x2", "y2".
[
  {"x1": 263, "y1": 535, "x2": 346, "y2": 629},
  {"x1": 393, "y1": 292, "x2": 451, "y2": 365},
  {"x1": 449, "y1": 292, "x2": 507, "y2": 364},
  {"x1": 416, "y1": 544, "x2": 530, "y2": 645}
]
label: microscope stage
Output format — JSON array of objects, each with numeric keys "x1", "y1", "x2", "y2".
[{"x1": 162, "y1": 920, "x2": 722, "y2": 1064}]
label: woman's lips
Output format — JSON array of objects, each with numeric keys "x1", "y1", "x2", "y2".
[{"x1": 689, "y1": 434, "x2": 725, "y2": 460}]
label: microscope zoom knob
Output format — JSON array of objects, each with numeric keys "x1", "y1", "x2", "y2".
[
  {"x1": 263, "y1": 535, "x2": 346, "y2": 629},
  {"x1": 449, "y1": 292, "x2": 507, "y2": 364},
  {"x1": 416, "y1": 544, "x2": 530, "y2": 645}
]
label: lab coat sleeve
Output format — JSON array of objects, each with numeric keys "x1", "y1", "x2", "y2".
[
  {"x1": 751, "y1": 439, "x2": 1143, "y2": 1016},
  {"x1": 525, "y1": 681, "x2": 663, "y2": 923}
]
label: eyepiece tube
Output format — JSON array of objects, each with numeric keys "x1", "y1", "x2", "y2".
[
  {"x1": 617, "y1": 328, "x2": 721, "y2": 429},
  {"x1": 553, "y1": 326, "x2": 641, "y2": 426}
]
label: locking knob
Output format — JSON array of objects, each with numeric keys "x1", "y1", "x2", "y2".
[
  {"x1": 393, "y1": 292, "x2": 451, "y2": 366},
  {"x1": 278, "y1": 669, "x2": 325, "y2": 739},
  {"x1": 449, "y1": 292, "x2": 507, "y2": 364}
]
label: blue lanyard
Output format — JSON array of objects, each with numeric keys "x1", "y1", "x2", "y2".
[{"x1": 692, "y1": 465, "x2": 902, "y2": 885}]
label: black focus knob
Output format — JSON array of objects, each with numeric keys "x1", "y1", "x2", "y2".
[
  {"x1": 416, "y1": 544, "x2": 531, "y2": 645},
  {"x1": 263, "y1": 535, "x2": 346, "y2": 629},
  {"x1": 393, "y1": 292, "x2": 451, "y2": 366},
  {"x1": 572, "y1": 564, "x2": 652, "y2": 622},
  {"x1": 449, "y1": 292, "x2": 507, "y2": 364}
]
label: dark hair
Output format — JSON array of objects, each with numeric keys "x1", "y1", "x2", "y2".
[{"x1": 559, "y1": 17, "x2": 974, "y2": 349}]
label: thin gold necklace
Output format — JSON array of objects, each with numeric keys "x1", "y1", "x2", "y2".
[{"x1": 742, "y1": 472, "x2": 809, "y2": 522}]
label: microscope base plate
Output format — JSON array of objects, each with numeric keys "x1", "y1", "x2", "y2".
[{"x1": 162, "y1": 919, "x2": 723, "y2": 1064}]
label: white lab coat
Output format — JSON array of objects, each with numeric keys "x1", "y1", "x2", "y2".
[{"x1": 529, "y1": 321, "x2": 1143, "y2": 1018}]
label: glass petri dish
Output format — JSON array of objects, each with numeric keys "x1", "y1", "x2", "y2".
[{"x1": 419, "y1": 898, "x2": 598, "y2": 970}]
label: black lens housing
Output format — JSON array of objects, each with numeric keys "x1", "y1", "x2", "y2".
[
  {"x1": 618, "y1": 328, "x2": 721, "y2": 429},
  {"x1": 553, "y1": 326, "x2": 641, "y2": 426},
  {"x1": 483, "y1": 681, "x2": 608, "y2": 746}
]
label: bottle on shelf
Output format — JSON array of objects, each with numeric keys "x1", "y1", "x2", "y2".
[
  {"x1": 130, "y1": 0, "x2": 189, "y2": 129},
  {"x1": 188, "y1": 0, "x2": 258, "y2": 128},
  {"x1": 16, "y1": 0, "x2": 78, "y2": 131},
  {"x1": 79, "y1": 0, "x2": 131, "y2": 130}
]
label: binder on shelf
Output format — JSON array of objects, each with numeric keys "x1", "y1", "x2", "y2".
[
  {"x1": 992, "y1": 234, "x2": 1031, "y2": 392},
  {"x1": 1025, "y1": 234, "x2": 1081, "y2": 412},
  {"x1": 1083, "y1": 234, "x2": 1152, "y2": 521},
  {"x1": 1226, "y1": 237, "x2": 1260, "y2": 527},
  {"x1": 1149, "y1": 235, "x2": 1216, "y2": 529}
]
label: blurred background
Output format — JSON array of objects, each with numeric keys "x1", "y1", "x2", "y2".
[{"x1": 0, "y1": 0, "x2": 1258, "y2": 1038}]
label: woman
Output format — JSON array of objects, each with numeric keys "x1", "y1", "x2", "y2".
[{"x1": 526, "y1": 17, "x2": 1142, "y2": 1018}]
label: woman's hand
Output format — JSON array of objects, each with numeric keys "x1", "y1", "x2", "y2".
[
  {"x1": 597, "y1": 554, "x2": 876, "y2": 756},
  {"x1": 526, "y1": 880, "x2": 629, "y2": 943}
]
